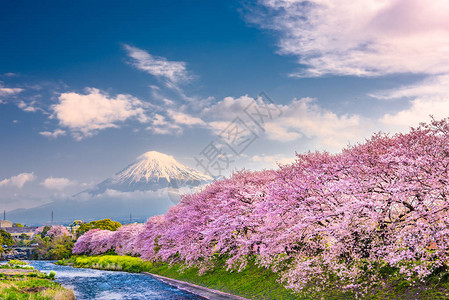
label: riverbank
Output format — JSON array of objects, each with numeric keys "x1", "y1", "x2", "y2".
[
  {"x1": 58, "y1": 255, "x2": 449, "y2": 299},
  {"x1": 0, "y1": 260, "x2": 75, "y2": 299},
  {"x1": 29, "y1": 260, "x2": 201, "y2": 299},
  {"x1": 144, "y1": 272, "x2": 249, "y2": 300},
  {"x1": 58, "y1": 255, "x2": 300, "y2": 299}
]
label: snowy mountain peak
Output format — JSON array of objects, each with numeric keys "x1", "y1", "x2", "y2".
[
  {"x1": 85, "y1": 150, "x2": 213, "y2": 195},
  {"x1": 138, "y1": 151, "x2": 177, "y2": 163},
  {"x1": 117, "y1": 150, "x2": 212, "y2": 184}
]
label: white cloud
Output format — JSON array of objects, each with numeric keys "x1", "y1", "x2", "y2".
[
  {"x1": 39, "y1": 129, "x2": 66, "y2": 139},
  {"x1": 202, "y1": 95, "x2": 255, "y2": 120},
  {"x1": 251, "y1": 0, "x2": 449, "y2": 77},
  {"x1": 271, "y1": 98, "x2": 363, "y2": 148},
  {"x1": 0, "y1": 172, "x2": 36, "y2": 188},
  {"x1": 52, "y1": 88, "x2": 149, "y2": 140},
  {"x1": 146, "y1": 114, "x2": 182, "y2": 135},
  {"x1": 204, "y1": 95, "x2": 364, "y2": 150},
  {"x1": 2, "y1": 73, "x2": 17, "y2": 77},
  {"x1": 0, "y1": 86, "x2": 23, "y2": 96},
  {"x1": 203, "y1": 91, "x2": 446, "y2": 153},
  {"x1": 202, "y1": 95, "x2": 260, "y2": 137},
  {"x1": 371, "y1": 75, "x2": 449, "y2": 100},
  {"x1": 18, "y1": 100, "x2": 38, "y2": 112},
  {"x1": 167, "y1": 110, "x2": 206, "y2": 126},
  {"x1": 124, "y1": 45, "x2": 191, "y2": 84},
  {"x1": 375, "y1": 76, "x2": 449, "y2": 129},
  {"x1": 380, "y1": 96, "x2": 449, "y2": 129},
  {"x1": 41, "y1": 177, "x2": 76, "y2": 190},
  {"x1": 146, "y1": 109, "x2": 206, "y2": 135},
  {"x1": 149, "y1": 80, "x2": 212, "y2": 112},
  {"x1": 264, "y1": 122, "x2": 301, "y2": 142},
  {"x1": 152, "y1": 114, "x2": 167, "y2": 126},
  {"x1": 208, "y1": 121, "x2": 233, "y2": 135}
]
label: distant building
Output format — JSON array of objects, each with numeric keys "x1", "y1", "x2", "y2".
[
  {"x1": 0, "y1": 220, "x2": 13, "y2": 228},
  {"x1": 2, "y1": 226, "x2": 38, "y2": 239},
  {"x1": 0, "y1": 219, "x2": 36, "y2": 239}
]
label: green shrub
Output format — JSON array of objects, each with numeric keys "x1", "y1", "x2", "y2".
[{"x1": 48, "y1": 271, "x2": 56, "y2": 280}]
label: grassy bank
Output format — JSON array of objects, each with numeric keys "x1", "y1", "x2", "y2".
[
  {"x1": 0, "y1": 260, "x2": 75, "y2": 300},
  {"x1": 58, "y1": 255, "x2": 449, "y2": 299},
  {"x1": 58, "y1": 255, "x2": 301, "y2": 299}
]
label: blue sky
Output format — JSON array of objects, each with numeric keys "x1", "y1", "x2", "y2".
[{"x1": 1, "y1": 0, "x2": 449, "y2": 212}]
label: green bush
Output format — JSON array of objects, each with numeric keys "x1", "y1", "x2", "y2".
[
  {"x1": 31, "y1": 235, "x2": 74, "y2": 260},
  {"x1": 77, "y1": 219, "x2": 121, "y2": 237},
  {"x1": 0, "y1": 229, "x2": 14, "y2": 246},
  {"x1": 48, "y1": 271, "x2": 56, "y2": 280}
]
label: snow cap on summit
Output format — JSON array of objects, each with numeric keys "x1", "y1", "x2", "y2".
[
  {"x1": 85, "y1": 150, "x2": 212, "y2": 195},
  {"x1": 137, "y1": 151, "x2": 177, "y2": 163}
]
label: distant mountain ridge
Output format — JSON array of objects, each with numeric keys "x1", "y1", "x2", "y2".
[{"x1": 9, "y1": 151, "x2": 213, "y2": 225}]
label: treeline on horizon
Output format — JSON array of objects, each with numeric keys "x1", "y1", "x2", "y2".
[{"x1": 71, "y1": 117, "x2": 449, "y2": 292}]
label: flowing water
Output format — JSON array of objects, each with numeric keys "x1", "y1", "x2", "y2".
[{"x1": 28, "y1": 260, "x2": 203, "y2": 300}]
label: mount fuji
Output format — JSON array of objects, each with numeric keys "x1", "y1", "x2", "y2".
[
  {"x1": 7, "y1": 151, "x2": 213, "y2": 225},
  {"x1": 85, "y1": 151, "x2": 213, "y2": 195}
]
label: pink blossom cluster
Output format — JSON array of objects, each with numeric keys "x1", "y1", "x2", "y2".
[
  {"x1": 73, "y1": 118, "x2": 449, "y2": 291},
  {"x1": 33, "y1": 225, "x2": 70, "y2": 239},
  {"x1": 72, "y1": 224, "x2": 145, "y2": 255},
  {"x1": 32, "y1": 226, "x2": 45, "y2": 237},
  {"x1": 46, "y1": 225, "x2": 70, "y2": 238}
]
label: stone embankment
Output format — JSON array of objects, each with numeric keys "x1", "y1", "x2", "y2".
[{"x1": 0, "y1": 247, "x2": 35, "y2": 260}]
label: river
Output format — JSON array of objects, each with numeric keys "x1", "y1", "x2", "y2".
[{"x1": 28, "y1": 260, "x2": 203, "y2": 299}]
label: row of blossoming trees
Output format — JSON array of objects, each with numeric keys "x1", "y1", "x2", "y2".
[{"x1": 72, "y1": 118, "x2": 449, "y2": 291}]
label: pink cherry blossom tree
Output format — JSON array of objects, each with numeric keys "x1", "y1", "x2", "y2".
[
  {"x1": 46, "y1": 225, "x2": 70, "y2": 238},
  {"x1": 33, "y1": 225, "x2": 70, "y2": 239},
  {"x1": 113, "y1": 223, "x2": 145, "y2": 256}
]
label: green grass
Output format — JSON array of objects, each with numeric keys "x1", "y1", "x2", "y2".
[
  {"x1": 0, "y1": 274, "x2": 74, "y2": 300},
  {"x1": 0, "y1": 281, "x2": 74, "y2": 300},
  {"x1": 58, "y1": 254, "x2": 153, "y2": 273},
  {"x1": 0, "y1": 260, "x2": 34, "y2": 270},
  {"x1": 0, "y1": 260, "x2": 75, "y2": 300},
  {"x1": 146, "y1": 258, "x2": 299, "y2": 299}
]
